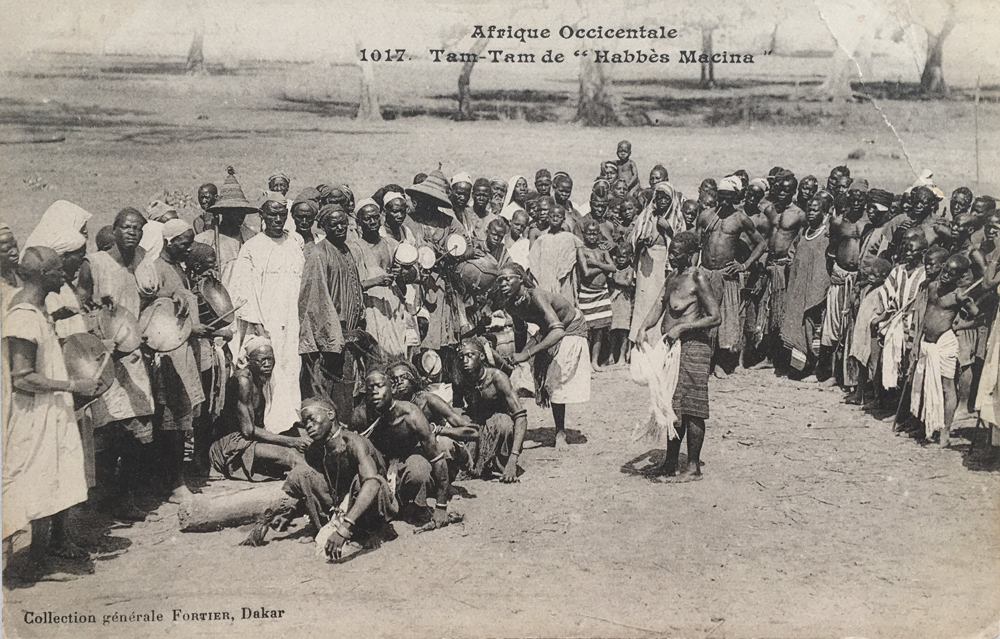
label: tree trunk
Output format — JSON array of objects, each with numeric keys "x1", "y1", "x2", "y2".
[
  {"x1": 700, "y1": 27, "x2": 716, "y2": 89},
  {"x1": 185, "y1": 31, "x2": 205, "y2": 76},
  {"x1": 356, "y1": 57, "x2": 383, "y2": 121},
  {"x1": 457, "y1": 38, "x2": 490, "y2": 121},
  {"x1": 815, "y1": 47, "x2": 855, "y2": 101},
  {"x1": 575, "y1": 44, "x2": 621, "y2": 127},
  {"x1": 177, "y1": 483, "x2": 287, "y2": 532},
  {"x1": 920, "y1": 9, "x2": 956, "y2": 95}
]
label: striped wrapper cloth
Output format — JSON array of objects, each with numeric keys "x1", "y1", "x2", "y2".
[{"x1": 578, "y1": 282, "x2": 613, "y2": 330}]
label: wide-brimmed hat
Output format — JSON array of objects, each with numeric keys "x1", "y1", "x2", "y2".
[
  {"x1": 406, "y1": 170, "x2": 452, "y2": 209},
  {"x1": 209, "y1": 166, "x2": 258, "y2": 215}
]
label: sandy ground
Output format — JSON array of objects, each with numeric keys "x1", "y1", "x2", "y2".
[
  {"x1": 1, "y1": 61, "x2": 999, "y2": 639},
  {"x1": 2, "y1": 368, "x2": 999, "y2": 639}
]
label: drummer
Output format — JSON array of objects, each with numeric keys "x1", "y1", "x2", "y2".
[
  {"x1": 186, "y1": 242, "x2": 236, "y2": 475},
  {"x1": 136, "y1": 219, "x2": 212, "y2": 503},
  {"x1": 404, "y1": 169, "x2": 478, "y2": 361},
  {"x1": 346, "y1": 199, "x2": 417, "y2": 358}
]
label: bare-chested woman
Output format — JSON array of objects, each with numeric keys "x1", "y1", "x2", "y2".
[{"x1": 636, "y1": 231, "x2": 721, "y2": 480}]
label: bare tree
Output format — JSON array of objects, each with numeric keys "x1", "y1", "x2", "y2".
[
  {"x1": 356, "y1": 50, "x2": 383, "y2": 121},
  {"x1": 185, "y1": 4, "x2": 206, "y2": 76},
  {"x1": 457, "y1": 38, "x2": 490, "y2": 120},
  {"x1": 576, "y1": 43, "x2": 621, "y2": 126}
]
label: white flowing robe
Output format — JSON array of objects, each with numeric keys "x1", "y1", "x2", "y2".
[
  {"x1": 2, "y1": 303, "x2": 88, "y2": 539},
  {"x1": 228, "y1": 232, "x2": 304, "y2": 432}
]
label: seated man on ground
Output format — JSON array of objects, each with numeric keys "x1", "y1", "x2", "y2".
[
  {"x1": 243, "y1": 397, "x2": 398, "y2": 560},
  {"x1": 452, "y1": 338, "x2": 528, "y2": 483},
  {"x1": 209, "y1": 336, "x2": 308, "y2": 481},
  {"x1": 388, "y1": 361, "x2": 479, "y2": 480},
  {"x1": 350, "y1": 370, "x2": 453, "y2": 529}
]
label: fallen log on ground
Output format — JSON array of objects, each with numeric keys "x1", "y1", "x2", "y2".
[{"x1": 178, "y1": 482, "x2": 287, "y2": 532}]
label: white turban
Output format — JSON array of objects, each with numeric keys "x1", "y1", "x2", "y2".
[
  {"x1": 161, "y1": 218, "x2": 193, "y2": 241},
  {"x1": 718, "y1": 176, "x2": 742, "y2": 192},
  {"x1": 383, "y1": 191, "x2": 405, "y2": 206},
  {"x1": 146, "y1": 200, "x2": 177, "y2": 222},
  {"x1": 451, "y1": 173, "x2": 473, "y2": 187},
  {"x1": 356, "y1": 197, "x2": 380, "y2": 212},
  {"x1": 22, "y1": 200, "x2": 92, "y2": 256}
]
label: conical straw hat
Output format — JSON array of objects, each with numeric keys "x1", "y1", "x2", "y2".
[{"x1": 210, "y1": 166, "x2": 258, "y2": 215}]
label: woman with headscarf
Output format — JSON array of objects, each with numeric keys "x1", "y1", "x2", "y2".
[
  {"x1": 500, "y1": 175, "x2": 529, "y2": 222},
  {"x1": 22, "y1": 201, "x2": 93, "y2": 339},
  {"x1": 627, "y1": 181, "x2": 684, "y2": 344}
]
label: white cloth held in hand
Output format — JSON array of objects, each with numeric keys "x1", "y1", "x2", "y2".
[{"x1": 630, "y1": 337, "x2": 681, "y2": 444}]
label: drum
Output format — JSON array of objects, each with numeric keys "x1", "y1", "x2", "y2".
[
  {"x1": 93, "y1": 304, "x2": 142, "y2": 353},
  {"x1": 446, "y1": 233, "x2": 467, "y2": 257},
  {"x1": 139, "y1": 297, "x2": 193, "y2": 352},
  {"x1": 417, "y1": 246, "x2": 436, "y2": 270},
  {"x1": 394, "y1": 242, "x2": 418, "y2": 267},
  {"x1": 454, "y1": 253, "x2": 500, "y2": 295},
  {"x1": 197, "y1": 277, "x2": 237, "y2": 326},
  {"x1": 62, "y1": 332, "x2": 114, "y2": 397}
]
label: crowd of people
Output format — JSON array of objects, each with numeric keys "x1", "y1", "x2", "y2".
[{"x1": 3, "y1": 138, "x2": 999, "y2": 573}]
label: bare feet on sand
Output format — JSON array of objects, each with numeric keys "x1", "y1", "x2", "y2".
[{"x1": 555, "y1": 431, "x2": 570, "y2": 451}]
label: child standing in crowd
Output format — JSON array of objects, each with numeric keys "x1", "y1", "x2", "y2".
[
  {"x1": 615, "y1": 140, "x2": 639, "y2": 193},
  {"x1": 608, "y1": 244, "x2": 635, "y2": 366}
]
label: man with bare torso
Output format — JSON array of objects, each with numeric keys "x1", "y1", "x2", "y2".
[
  {"x1": 911, "y1": 254, "x2": 978, "y2": 448},
  {"x1": 452, "y1": 339, "x2": 528, "y2": 482},
  {"x1": 350, "y1": 370, "x2": 453, "y2": 528},
  {"x1": 755, "y1": 171, "x2": 806, "y2": 368},
  {"x1": 209, "y1": 337, "x2": 307, "y2": 481},
  {"x1": 822, "y1": 182, "x2": 868, "y2": 367},
  {"x1": 636, "y1": 231, "x2": 721, "y2": 480},
  {"x1": 888, "y1": 186, "x2": 952, "y2": 255},
  {"x1": 697, "y1": 176, "x2": 766, "y2": 375}
]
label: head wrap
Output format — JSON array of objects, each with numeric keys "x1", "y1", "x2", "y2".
[
  {"x1": 451, "y1": 173, "x2": 473, "y2": 187},
  {"x1": 268, "y1": 171, "x2": 289, "y2": 184},
  {"x1": 535, "y1": 169, "x2": 551, "y2": 181},
  {"x1": 868, "y1": 188, "x2": 894, "y2": 209},
  {"x1": 243, "y1": 335, "x2": 272, "y2": 357},
  {"x1": 749, "y1": 177, "x2": 770, "y2": 194},
  {"x1": 848, "y1": 179, "x2": 870, "y2": 193},
  {"x1": 718, "y1": 176, "x2": 742, "y2": 192},
  {"x1": 139, "y1": 220, "x2": 163, "y2": 261},
  {"x1": 382, "y1": 191, "x2": 406, "y2": 207},
  {"x1": 356, "y1": 197, "x2": 380, "y2": 212},
  {"x1": 22, "y1": 200, "x2": 92, "y2": 256},
  {"x1": 0, "y1": 221, "x2": 10, "y2": 235},
  {"x1": 187, "y1": 241, "x2": 216, "y2": 272},
  {"x1": 162, "y1": 218, "x2": 193, "y2": 241},
  {"x1": 263, "y1": 191, "x2": 287, "y2": 206},
  {"x1": 290, "y1": 199, "x2": 319, "y2": 216},
  {"x1": 146, "y1": 200, "x2": 177, "y2": 223},
  {"x1": 500, "y1": 175, "x2": 528, "y2": 221},
  {"x1": 317, "y1": 203, "x2": 346, "y2": 227},
  {"x1": 294, "y1": 187, "x2": 320, "y2": 204},
  {"x1": 627, "y1": 181, "x2": 684, "y2": 252}
]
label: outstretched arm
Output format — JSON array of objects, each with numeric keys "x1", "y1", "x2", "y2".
[
  {"x1": 235, "y1": 375, "x2": 306, "y2": 452},
  {"x1": 496, "y1": 372, "x2": 527, "y2": 483}
]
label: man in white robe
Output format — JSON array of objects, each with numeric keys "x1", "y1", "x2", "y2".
[{"x1": 229, "y1": 200, "x2": 304, "y2": 433}]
